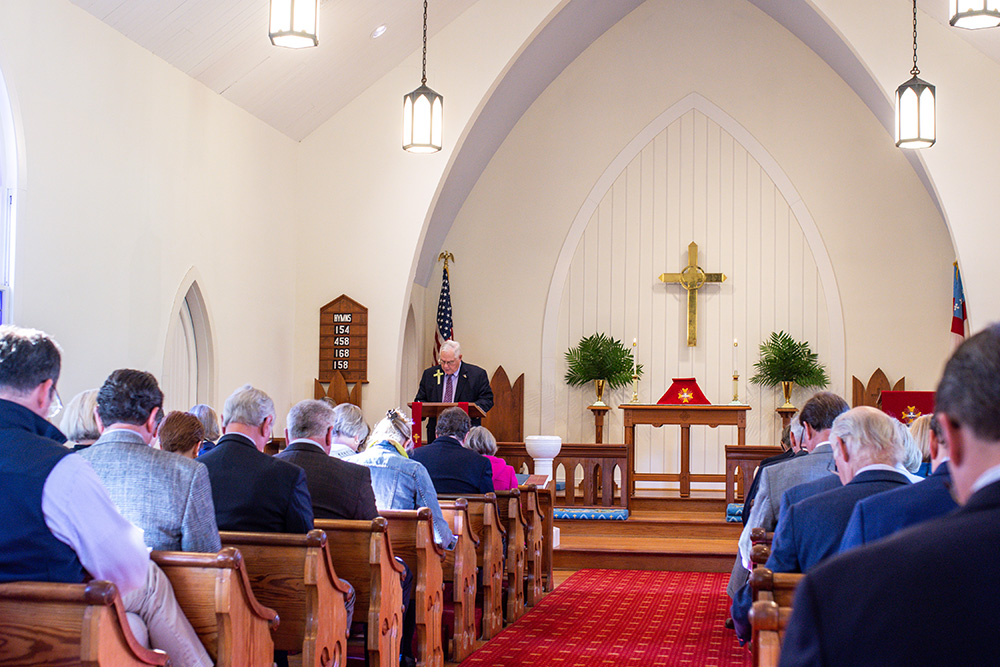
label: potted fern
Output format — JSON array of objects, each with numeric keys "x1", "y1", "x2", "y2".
[
  {"x1": 749, "y1": 331, "x2": 829, "y2": 409},
  {"x1": 564, "y1": 333, "x2": 643, "y2": 406}
]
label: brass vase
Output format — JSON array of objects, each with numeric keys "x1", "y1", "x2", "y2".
[
  {"x1": 593, "y1": 379, "x2": 607, "y2": 407},
  {"x1": 780, "y1": 380, "x2": 795, "y2": 409}
]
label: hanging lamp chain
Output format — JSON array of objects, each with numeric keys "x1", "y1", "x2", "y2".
[
  {"x1": 910, "y1": 0, "x2": 920, "y2": 77},
  {"x1": 421, "y1": 0, "x2": 429, "y2": 85}
]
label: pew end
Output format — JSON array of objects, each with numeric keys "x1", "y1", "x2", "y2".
[
  {"x1": 493, "y1": 488, "x2": 528, "y2": 622},
  {"x1": 0, "y1": 579, "x2": 170, "y2": 666},
  {"x1": 749, "y1": 600, "x2": 792, "y2": 667},
  {"x1": 437, "y1": 498, "x2": 480, "y2": 661}
]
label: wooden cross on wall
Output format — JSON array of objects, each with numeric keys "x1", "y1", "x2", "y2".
[{"x1": 658, "y1": 242, "x2": 727, "y2": 347}]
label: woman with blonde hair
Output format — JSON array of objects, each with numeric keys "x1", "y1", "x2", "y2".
[
  {"x1": 908, "y1": 414, "x2": 935, "y2": 478},
  {"x1": 60, "y1": 389, "x2": 100, "y2": 450}
]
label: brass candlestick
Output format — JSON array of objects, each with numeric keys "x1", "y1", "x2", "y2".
[
  {"x1": 730, "y1": 371, "x2": 741, "y2": 404},
  {"x1": 630, "y1": 373, "x2": 640, "y2": 403}
]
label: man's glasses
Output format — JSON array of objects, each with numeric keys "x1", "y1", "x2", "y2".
[{"x1": 47, "y1": 387, "x2": 62, "y2": 420}]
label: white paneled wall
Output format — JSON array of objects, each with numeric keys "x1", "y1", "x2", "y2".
[{"x1": 553, "y1": 108, "x2": 831, "y2": 490}]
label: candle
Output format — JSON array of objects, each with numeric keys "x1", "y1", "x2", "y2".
[
  {"x1": 733, "y1": 338, "x2": 738, "y2": 372},
  {"x1": 633, "y1": 338, "x2": 638, "y2": 373}
]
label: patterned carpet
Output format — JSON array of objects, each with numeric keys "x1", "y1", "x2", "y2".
[{"x1": 460, "y1": 569, "x2": 750, "y2": 666}]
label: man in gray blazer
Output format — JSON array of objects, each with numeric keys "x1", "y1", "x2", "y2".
[
  {"x1": 726, "y1": 391, "x2": 848, "y2": 599},
  {"x1": 79, "y1": 368, "x2": 216, "y2": 667},
  {"x1": 81, "y1": 369, "x2": 220, "y2": 553}
]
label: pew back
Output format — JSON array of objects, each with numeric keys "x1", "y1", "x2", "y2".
[
  {"x1": 437, "y1": 499, "x2": 479, "y2": 661},
  {"x1": 220, "y1": 529, "x2": 350, "y2": 667},
  {"x1": 151, "y1": 547, "x2": 278, "y2": 667},
  {"x1": 749, "y1": 600, "x2": 792, "y2": 667},
  {"x1": 493, "y1": 488, "x2": 527, "y2": 622},
  {"x1": 313, "y1": 517, "x2": 405, "y2": 667},
  {"x1": 0, "y1": 580, "x2": 169, "y2": 666}
]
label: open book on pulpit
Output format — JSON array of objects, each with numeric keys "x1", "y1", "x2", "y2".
[
  {"x1": 408, "y1": 402, "x2": 487, "y2": 446},
  {"x1": 656, "y1": 378, "x2": 712, "y2": 405}
]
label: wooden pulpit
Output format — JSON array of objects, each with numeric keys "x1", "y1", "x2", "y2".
[{"x1": 408, "y1": 402, "x2": 487, "y2": 445}]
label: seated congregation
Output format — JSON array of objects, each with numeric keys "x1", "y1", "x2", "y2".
[
  {"x1": 730, "y1": 325, "x2": 1000, "y2": 666},
  {"x1": 0, "y1": 324, "x2": 537, "y2": 667}
]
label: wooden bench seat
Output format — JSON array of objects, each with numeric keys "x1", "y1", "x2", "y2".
[
  {"x1": 380, "y1": 508, "x2": 444, "y2": 667},
  {"x1": 151, "y1": 548, "x2": 278, "y2": 667},
  {"x1": 0, "y1": 579, "x2": 169, "y2": 666},
  {"x1": 439, "y1": 493, "x2": 505, "y2": 639},
  {"x1": 750, "y1": 567, "x2": 802, "y2": 608},
  {"x1": 749, "y1": 600, "x2": 792, "y2": 667},
  {"x1": 219, "y1": 529, "x2": 351, "y2": 667},
  {"x1": 493, "y1": 488, "x2": 527, "y2": 622},
  {"x1": 313, "y1": 517, "x2": 405, "y2": 667},
  {"x1": 437, "y1": 499, "x2": 480, "y2": 661}
]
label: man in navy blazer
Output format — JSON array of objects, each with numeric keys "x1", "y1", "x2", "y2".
[
  {"x1": 411, "y1": 406, "x2": 494, "y2": 495},
  {"x1": 838, "y1": 414, "x2": 957, "y2": 553},
  {"x1": 731, "y1": 406, "x2": 909, "y2": 641},
  {"x1": 779, "y1": 325, "x2": 1000, "y2": 666},
  {"x1": 414, "y1": 340, "x2": 493, "y2": 441},
  {"x1": 199, "y1": 385, "x2": 313, "y2": 534}
]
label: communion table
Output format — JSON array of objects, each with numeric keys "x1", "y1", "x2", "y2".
[{"x1": 620, "y1": 404, "x2": 751, "y2": 499}]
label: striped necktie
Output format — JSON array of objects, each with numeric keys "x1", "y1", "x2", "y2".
[{"x1": 443, "y1": 374, "x2": 455, "y2": 403}]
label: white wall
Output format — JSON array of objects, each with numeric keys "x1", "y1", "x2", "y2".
[
  {"x1": 0, "y1": 0, "x2": 301, "y2": 422},
  {"x1": 434, "y1": 0, "x2": 953, "y2": 477}
]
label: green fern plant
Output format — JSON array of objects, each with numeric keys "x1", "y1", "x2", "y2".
[
  {"x1": 749, "y1": 330, "x2": 829, "y2": 388},
  {"x1": 564, "y1": 333, "x2": 643, "y2": 389}
]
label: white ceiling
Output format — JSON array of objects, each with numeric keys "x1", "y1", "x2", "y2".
[
  {"x1": 68, "y1": 0, "x2": 1000, "y2": 143},
  {"x1": 69, "y1": 0, "x2": 474, "y2": 141}
]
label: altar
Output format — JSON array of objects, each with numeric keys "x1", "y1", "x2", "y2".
[{"x1": 620, "y1": 404, "x2": 751, "y2": 499}]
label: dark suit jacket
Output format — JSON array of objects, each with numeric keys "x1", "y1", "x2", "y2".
[
  {"x1": 741, "y1": 448, "x2": 799, "y2": 525},
  {"x1": 779, "y1": 480, "x2": 1000, "y2": 667},
  {"x1": 198, "y1": 433, "x2": 313, "y2": 533},
  {"x1": 275, "y1": 439, "x2": 379, "y2": 521},
  {"x1": 414, "y1": 362, "x2": 493, "y2": 439},
  {"x1": 767, "y1": 468, "x2": 911, "y2": 574},
  {"x1": 779, "y1": 473, "x2": 842, "y2": 516},
  {"x1": 838, "y1": 461, "x2": 958, "y2": 553},
  {"x1": 410, "y1": 435, "x2": 494, "y2": 495}
]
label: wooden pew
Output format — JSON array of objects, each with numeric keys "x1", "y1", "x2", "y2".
[
  {"x1": 439, "y1": 493, "x2": 505, "y2": 639},
  {"x1": 749, "y1": 600, "x2": 792, "y2": 667},
  {"x1": 436, "y1": 499, "x2": 479, "y2": 661},
  {"x1": 219, "y1": 529, "x2": 351, "y2": 667},
  {"x1": 313, "y1": 517, "x2": 405, "y2": 667},
  {"x1": 0, "y1": 579, "x2": 169, "y2": 666},
  {"x1": 151, "y1": 548, "x2": 278, "y2": 667},
  {"x1": 537, "y1": 481, "x2": 556, "y2": 593},
  {"x1": 750, "y1": 567, "x2": 803, "y2": 607},
  {"x1": 493, "y1": 488, "x2": 527, "y2": 622},
  {"x1": 380, "y1": 508, "x2": 445, "y2": 667},
  {"x1": 518, "y1": 484, "x2": 545, "y2": 605}
]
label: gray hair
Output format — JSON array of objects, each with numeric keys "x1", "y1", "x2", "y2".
[
  {"x1": 222, "y1": 384, "x2": 274, "y2": 427},
  {"x1": 287, "y1": 399, "x2": 336, "y2": 441},
  {"x1": 61, "y1": 389, "x2": 100, "y2": 442},
  {"x1": 789, "y1": 414, "x2": 805, "y2": 445},
  {"x1": 189, "y1": 404, "x2": 221, "y2": 441},
  {"x1": 439, "y1": 339, "x2": 462, "y2": 359},
  {"x1": 435, "y1": 406, "x2": 471, "y2": 440},
  {"x1": 896, "y1": 418, "x2": 922, "y2": 472},
  {"x1": 331, "y1": 403, "x2": 369, "y2": 442},
  {"x1": 830, "y1": 406, "x2": 903, "y2": 467},
  {"x1": 466, "y1": 426, "x2": 498, "y2": 455},
  {"x1": 366, "y1": 408, "x2": 412, "y2": 448}
]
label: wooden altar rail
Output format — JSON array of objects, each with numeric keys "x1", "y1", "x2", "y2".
[
  {"x1": 496, "y1": 443, "x2": 628, "y2": 510},
  {"x1": 724, "y1": 445, "x2": 784, "y2": 505}
]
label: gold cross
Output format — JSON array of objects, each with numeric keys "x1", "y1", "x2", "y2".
[
  {"x1": 658, "y1": 242, "x2": 727, "y2": 347},
  {"x1": 433, "y1": 368, "x2": 444, "y2": 385}
]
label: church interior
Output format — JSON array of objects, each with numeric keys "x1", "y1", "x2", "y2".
[{"x1": 1, "y1": 0, "x2": 998, "y2": 664}]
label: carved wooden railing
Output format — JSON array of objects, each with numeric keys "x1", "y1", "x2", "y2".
[{"x1": 496, "y1": 442, "x2": 628, "y2": 510}]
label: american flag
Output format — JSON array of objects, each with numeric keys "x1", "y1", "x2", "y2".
[
  {"x1": 952, "y1": 261, "x2": 967, "y2": 344},
  {"x1": 434, "y1": 262, "x2": 454, "y2": 358}
]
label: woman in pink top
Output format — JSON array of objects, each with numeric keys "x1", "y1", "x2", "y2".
[{"x1": 466, "y1": 426, "x2": 518, "y2": 491}]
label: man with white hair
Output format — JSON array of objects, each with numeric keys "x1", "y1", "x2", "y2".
[
  {"x1": 780, "y1": 324, "x2": 1000, "y2": 666},
  {"x1": 414, "y1": 339, "x2": 493, "y2": 441},
  {"x1": 199, "y1": 384, "x2": 313, "y2": 533}
]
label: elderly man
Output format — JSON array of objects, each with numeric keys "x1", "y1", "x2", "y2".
[
  {"x1": 81, "y1": 369, "x2": 220, "y2": 553},
  {"x1": 327, "y1": 402, "x2": 370, "y2": 459},
  {"x1": 727, "y1": 392, "x2": 848, "y2": 601},
  {"x1": 0, "y1": 327, "x2": 210, "y2": 667},
  {"x1": 199, "y1": 384, "x2": 313, "y2": 533},
  {"x1": 741, "y1": 416, "x2": 805, "y2": 527},
  {"x1": 411, "y1": 406, "x2": 494, "y2": 495},
  {"x1": 838, "y1": 414, "x2": 957, "y2": 552},
  {"x1": 780, "y1": 325, "x2": 1000, "y2": 666},
  {"x1": 276, "y1": 399, "x2": 378, "y2": 521},
  {"x1": 414, "y1": 340, "x2": 493, "y2": 441}
]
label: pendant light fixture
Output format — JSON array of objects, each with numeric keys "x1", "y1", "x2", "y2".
[
  {"x1": 269, "y1": 0, "x2": 319, "y2": 49},
  {"x1": 950, "y1": 0, "x2": 1000, "y2": 29},
  {"x1": 896, "y1": 0, "x2": 936, "y2": 149},
  {"x1": 403, "y1": 0, "x2": 443, "y2": 153}
]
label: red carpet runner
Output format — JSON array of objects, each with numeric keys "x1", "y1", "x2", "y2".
[{"x1": 460, "y1": 569, "x2": 750, "y2": 666}]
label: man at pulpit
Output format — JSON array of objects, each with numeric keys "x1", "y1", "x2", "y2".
[{"x1": 414, "y1": 340, "x2": 493, "y2": 439}]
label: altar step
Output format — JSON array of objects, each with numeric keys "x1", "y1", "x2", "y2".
[{"x1": 553, "y1": 504, "x2": 740, "y2": 573}]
